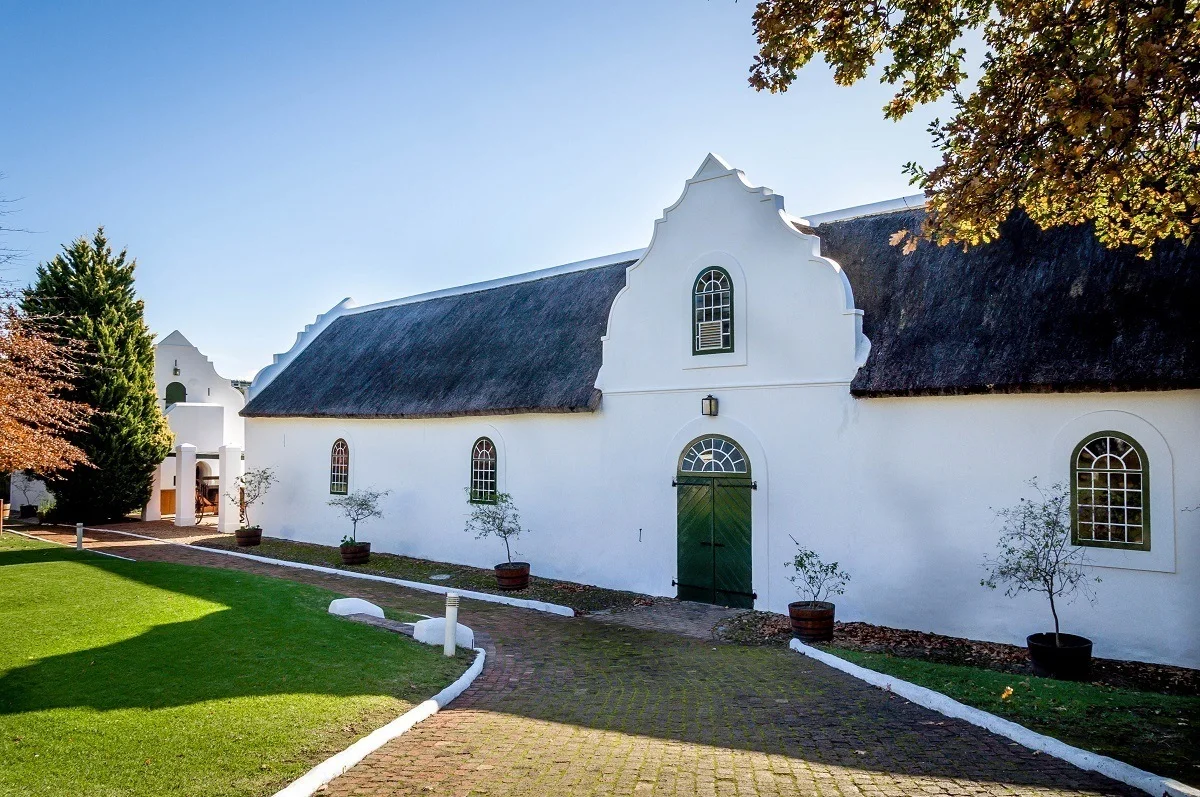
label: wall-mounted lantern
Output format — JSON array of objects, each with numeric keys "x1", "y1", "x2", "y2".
[
  {"x1": 173, "y1": 359, "x2": 181, "y2": 376},
  {"x1": 701, "y1": 394, "x2": 718, "y2": 417}
]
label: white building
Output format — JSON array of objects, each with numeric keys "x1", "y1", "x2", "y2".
[
  {"x1": 8, "y1": 331, "x2": 248, "y2": 526},
  {"x1": 143, "y1": 330, "x2": 246, "y2": 528},
  {"x1": 242, "y1": 156, "x2": 1199, "y2": 668}
]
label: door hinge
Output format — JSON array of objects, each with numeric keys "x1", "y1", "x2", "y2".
[
  {"x1": 671, "y1": 479, "x2": 678, "y2": 487},
  {"x1": 751, "y1": 481, "x2": 758, "y2": 490}
]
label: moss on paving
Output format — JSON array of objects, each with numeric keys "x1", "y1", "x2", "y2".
[
  {"x1": 826, "y1": 647, "x2": 1199, "y2": 787},
  {"x1": 198, "y1": 535, "x2": 647, "y2": 614},
  {"x1": 0, "y1": 534, "x2": 469, "y2": 797}
]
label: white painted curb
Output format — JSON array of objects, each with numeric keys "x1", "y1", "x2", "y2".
[
  {"x1": 6, "y1": 528, "x2": 135, "y2": 561},
  {"x1": 789, "y1": 639, "x2": 1199, "y2": 797},
  {"x1": 273, "y1": 646, "x2": 486, "y2": 797},
  {"x1": 74, "y1": 526, "x2": 577, "y2": 617}
]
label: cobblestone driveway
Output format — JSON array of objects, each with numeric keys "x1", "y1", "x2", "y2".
[{"x1": 51, "y1": 526, "x2": 1135, "y2": 796}]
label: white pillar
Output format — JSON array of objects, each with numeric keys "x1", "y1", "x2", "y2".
[
  {"x1": 218, "y1": 445, "x2": 244, "y2": 533},
  {"x1": 175, "y1": 444, "x2": 197, "y2": 527},
  {"x1": 142, "y1": 462, "x2": 163, "y2": 522},
  {"x1": 444, "y1": 594, "x2": 459, "y2": 657}
]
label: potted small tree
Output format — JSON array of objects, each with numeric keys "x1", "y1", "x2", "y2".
[
  {"x1": 329, "y1": 488, "x2": 389, "y2": 565},
  {"x1": 465, "y1": 491, "x2": 529, "y2": 590},
  {"x1": 227, "y1": 467, "x2": 275, "y2": 546},
  {"x1": 786, "y1": 539, "x2": 850, "y2": 642},
  {"x1": 982, "y1": 479, "x2": 1101, "y2": 680},
  {"x1": 17, "y1": 474, "x2": 39, "y2": 519}
]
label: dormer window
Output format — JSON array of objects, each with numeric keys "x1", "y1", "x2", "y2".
[{"x1": 693, "y1": 267, "x2": 733, "y2": 354}]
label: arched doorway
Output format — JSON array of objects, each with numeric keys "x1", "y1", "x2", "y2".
[
  {"x1": 675, "y1": 435, "x2": 753, "y2": 608},
  {"x1": 195, "y1": 461, "x2": 219, "y2": 518},
  {"x1": 165, "y1": 381, "x2": 186, "y2": 406}
]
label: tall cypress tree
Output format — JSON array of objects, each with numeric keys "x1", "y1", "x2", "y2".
[{"x1": 22, "y1": 228, "x2": 172, "y2": 522}]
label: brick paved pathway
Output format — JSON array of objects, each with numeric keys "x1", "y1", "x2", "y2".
[{"x1": 35, "y1": 525, "x2": 1136, "y2": 797}]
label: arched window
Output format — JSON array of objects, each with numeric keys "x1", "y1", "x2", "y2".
[
  {"x1": 470, "y1": 437, "x2": 497, "y2": 503},
  {"x1": 693, "y1": 267, "x2": 733, "y2": 354},
  {"x1": 1072, "y1": 432, "x2": 1149, "y2": 550},
  {"x1": 165, "y1": 381, "x2": 187, "y2": 406},
  {"x1": 679, "y1": 436, "x2": 749, "y2": 474},
  {"x1": 329, "y1": 439, "x2": 349, "y2": 495}
]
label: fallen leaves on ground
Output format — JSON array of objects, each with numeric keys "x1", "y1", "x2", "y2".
[{"x1": 713, "y1": 611, "x2": 1199, "y2": 696}]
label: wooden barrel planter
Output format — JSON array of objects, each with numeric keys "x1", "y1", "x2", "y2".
[
  {"x1": 1027, "y1": 633, "x2": 1093, "y2": 680},
  {"x1": 235, "y1": 527, "x2": 262, "y2": 547},
  {"x1": 340, "y1": 542, "x2": 371, "y2": 565},
  {"x1": 494, "y1": 561, "x2": 530, "y2": 590},
  {"x1": 789, "y1": 601, "x2": 835, "y2": 642}
]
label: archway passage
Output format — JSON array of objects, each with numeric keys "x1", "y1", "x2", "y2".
[{"x1": 676, "y1": 436, "x2": 753, "y2": 609}]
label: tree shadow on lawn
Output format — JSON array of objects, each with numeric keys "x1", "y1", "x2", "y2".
[
  {"x1": 0, "y1": 546, "x2": 463, "y2": 715},
  {"x1": 1, "y1": 545, "x2": 1141, "y2": 795}
]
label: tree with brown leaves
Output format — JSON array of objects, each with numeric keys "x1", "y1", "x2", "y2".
[
  {"x1": 0, "y1": 304, "x2": 94, "y2": 474},
  {"x1": 750, "y1": 0, "x2": 1200, "y2": 257}
]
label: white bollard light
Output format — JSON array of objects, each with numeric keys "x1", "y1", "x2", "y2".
[
  {"x1": 444, "y1": 593, "x2": 459, "y2": 657},
  {"x1": 75, "y1": 522, "x2": 83, "y2": 551}
]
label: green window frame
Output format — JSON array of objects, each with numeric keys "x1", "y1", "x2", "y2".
[
  {"x1": 1071, "y1": 431, "x2": 1150, "y2": 551},
  {"x1": 329, "y1": 439, "x2": 349, "y2": 495},
  {"x1": 470, "y1": 437, "x2": 497, "y2": 504},
  {"x1": 692, "y1": 267, "x2": 734, "y2": 355}
]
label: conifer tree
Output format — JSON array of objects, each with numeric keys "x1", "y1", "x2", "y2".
[{"x1": 22, "y1": 228, "x2": 172, "y2": 521}]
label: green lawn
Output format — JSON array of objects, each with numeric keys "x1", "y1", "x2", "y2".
[
  {"x1": 0, "y1": 535, "x2": 469, "y2": 797},
  {"x1": 826, "y1": 647, "x2": 1199, "y2": 786}
]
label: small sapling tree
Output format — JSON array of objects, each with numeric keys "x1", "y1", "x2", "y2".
[
  {"x1": 982, "y1": 479, "x2": 1100, "y2": 647},
  {"x1": 329, "y1": 488, "x2": 390, "y2": 547},
  {"x1": 786, "y1": 537, "x2": 850, "y2": 607},
  {"x1": 464, "y1": 491, "x2": 525, "y2": 564},
  {"x1": 228, "y1": 467, "x2": 275, "y2": 530}
]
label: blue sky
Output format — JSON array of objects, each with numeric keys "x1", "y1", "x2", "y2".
[{"x1": 2, "y1": 1, "x2": 954, "y2": 379}]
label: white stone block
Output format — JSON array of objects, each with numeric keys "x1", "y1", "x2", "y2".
[
  {"x1": 328, "y1": 598, "x2": 384, "y2": 618},
  {"x1": 412, "y1": 618, "x2": 474, "y2": 649}
]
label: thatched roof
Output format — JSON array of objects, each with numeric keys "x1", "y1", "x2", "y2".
[
  {"x1": 246, "y1": 208, "x2": 1198, "y2": 420},
  {"x1": 242, "y1": 261, "x2": 633, "y2": 419},
  {"x1": 819, "y1": 209, "x2": 1200, "y2": 397}
]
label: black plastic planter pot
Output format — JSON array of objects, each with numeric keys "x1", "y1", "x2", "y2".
[
  {"x1": 19, "y1": 504, "x2": 37, "y2": 519},
  {"x1": 1027, "y1": 633, "x2": 1093, "y2": 680}
]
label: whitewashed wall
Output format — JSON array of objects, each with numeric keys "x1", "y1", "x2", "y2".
[
  {"x1": 156, "y1": 331, "x2": 245, "y2": 451},
  {"x1": 246, "y1": 156, "x2": 1199, "y2": 668}
]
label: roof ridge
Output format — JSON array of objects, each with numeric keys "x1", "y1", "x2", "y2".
[
  {"x1": 802, "y1": 194, "x2": 926, "y2": 226},
  {"x1": 344, "y1": 248, "x2": 646, "y2": 318}
]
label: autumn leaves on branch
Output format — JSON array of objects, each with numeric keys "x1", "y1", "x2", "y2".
[
  {"x1": 750, "y1": 0, "x2": 1199, "y2": 257},
  {"x1": 0, "y1": 297, "x2": 94, "y2": 474}
]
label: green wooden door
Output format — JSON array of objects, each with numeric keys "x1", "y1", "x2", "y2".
[
  {"x1": 676, "y1": 478, "x2": 715, "y2": 604},
  {"x1": 675, "y1": 470, "x2": 753, "y2": 609},
  {"x1": 713, "y1": 477, "x2": 753, "y2": 608}
]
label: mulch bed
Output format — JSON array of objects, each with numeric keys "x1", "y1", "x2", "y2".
[
  {"x1": 195, "y1": 535, "x2": 650, "y2": 615},
  {"x1": 714, "y1": 610, "x2": 1200, "y2": 697}
]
